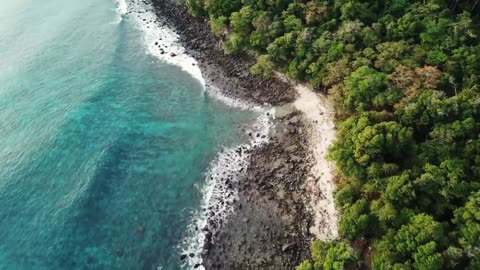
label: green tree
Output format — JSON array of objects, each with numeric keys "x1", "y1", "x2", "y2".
[
  {"x1": 384, "y1": 171, "x2": 416, "y2": 207},
  {"x1": 230, "y1": 6, "x2": 255, "y2": 34},
  {"x1": 251, "y1": 55, "x2": 275, "y2": 78},
  {"x1": 342, "y1": 66, "x2": 387, "y2": 112},
  {"x1": 224, "y1": 33, "x2": 248, "y2": 53},
  {"x1": 323, "y1": 242, "x2": 359, "y2": 270},
  {"x1": 187, "y1": 0, "x2": 205, "y2": 17},
  {"x1": 454, "y1": 192, "x2": 480, "y2": 254},
  {"x1": 353, "y1": 121, "x2": 414, "y2": 166},
  {"x1": 340, "y1": 1, "x2": 374, "y2": 23},
  {"x1": 394, "y1": 214, "x2": 446, "y2": 257},
  {"x1": 204, "y1": 0, "x2": 242, "y2": 17},
  {"x1": 339, "y1": 199, "x2": 371, "y2": 240},
  {"x1": 283, "y1": 15, "x2": 303, "y2": 32},
  {"x1": 309, "y1": 241, "x2": 359, "y2": 270},
  {"x1": 413, "y1": 242, "x2": 444, "y2": 270},
  {"x1": 295, "y1": 260, "x2": 313, "y2": 270},
  {"x1": 374, "y1": 41, "x2": 412, "y2": 73},
  {"x1": 209, "y1": 15, "x2": 227, "y2": 35}
]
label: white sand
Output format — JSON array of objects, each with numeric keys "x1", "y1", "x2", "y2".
[{"x1": 293, "y1": 84, "x2": 339, "y2": 241}]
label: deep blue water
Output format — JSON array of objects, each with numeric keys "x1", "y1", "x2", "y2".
[{"x1": 0, "y1": 0, "x2": 251, "y2": 269}]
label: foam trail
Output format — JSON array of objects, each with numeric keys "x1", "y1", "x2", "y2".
[
  {"x1": 126, "y1": 2, "x2": 276, "y2": 268},
  {"x1": 179, "y1": 110, "x2": 275, "y2": 270},
  {"x1": 205, "y1": 84, "x2": 262, "y2": 111},
  {"x1": 128, "y1": 1, "x2": 205, "y2": 88},
  {"x1": 112, "y1": 0, "x2": 128, "y2": 24},
  {"x1": 128, "y1": 0, "x2": 267, "y2": 111},
  {"x1": 116, "y1": 0, "x2": 128, "y2": 15}
]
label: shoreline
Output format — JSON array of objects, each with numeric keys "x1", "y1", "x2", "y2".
[
  {"x1": 293, "y1": 85, "x2": 339, "y2": 241},
  {"x1": 201, "y1": 112, "x2": 315, "y2": 269},
  {"x1": 150, "y1": 0, "x2": 297, "y2": 107},
  {"x1": 140, "y1": 0, "x2": 339, "y2": 268}
]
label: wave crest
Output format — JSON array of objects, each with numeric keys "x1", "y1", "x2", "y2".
[
  {"x1": 112, "y1": 0, "x2": 128, "y2": 24},
  {"x1": 126, "y1": 1, "x2": 275, "y2": 268},
  {"x1": 179, "y1": 110, "x2": 275, "y2": 269},
  {"x1": 129, "y1": 1, "x2": 205, "y2": 87}
]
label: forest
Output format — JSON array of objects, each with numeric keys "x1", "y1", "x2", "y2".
[{"x1": 185, "y1": 0, "x2": 480, "y2": 269}]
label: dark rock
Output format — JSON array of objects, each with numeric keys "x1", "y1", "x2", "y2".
[
  {"x1": 205, "y1": 231, "x2": 213, "y2": 240},
  {"x1": 282, "y1": 243, "x2": 296, "y2": 252},
  {"x1": 203, "y1": 240, "x2": 212, "y2": 250}
]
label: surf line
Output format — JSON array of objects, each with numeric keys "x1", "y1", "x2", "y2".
[{"x1": 127, "y1": 1, "x2": 276, "y2": 269}]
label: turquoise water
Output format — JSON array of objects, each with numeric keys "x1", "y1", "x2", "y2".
[{"x1": 0, "y1": 0, "x2": 252, "y2": 269}]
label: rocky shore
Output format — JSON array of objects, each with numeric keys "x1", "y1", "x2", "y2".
[
  {"x1": 150, "y1": 0, "x2": 296, "y2": 106},
  {"x1": 202, "y1": 112, "x2": 315, "y2": 269},
  {"x1": 130, "y1": 0, "x2": 331, "y2": 269}
]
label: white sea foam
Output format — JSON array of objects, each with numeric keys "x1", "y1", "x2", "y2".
[
  {"x1": 205, "y1": 84, "x2": 262, "y2": 111},
  {"x1": 126, "y1": 0, "x2": 264, "y2": 111},
  {"x1": 179, "y1": 110, "x2": 275, "y2": 269},
  {"x1": 112, "y1": 0, "x2": 128, "y2": 24},
  {"x1": 128, "y1": 1, "x2": 205, "y2": 87},
  {"x1": 116, "y1": 0, "x2": 128, "y2": 15},
  {"x1": 126, "y1": 1, "x2": 276, "y2": 268}
]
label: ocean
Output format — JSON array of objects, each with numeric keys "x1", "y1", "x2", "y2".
[{"x1": 0, "y1": 0, "x2": 270, "y2": 269}]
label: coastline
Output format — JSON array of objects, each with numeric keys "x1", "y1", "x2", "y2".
[
  {"x1": 132, "y1": 0, "x2": 339, "y2": 268},
  {"x1": 201, "y1": 112, "x2": 315, "y2": 269},
  {"x1": 293, "y1": 85, "x2": 339, "y2": 241},
  {"x1": 150, "y1": 0, "x2": 296, "y2": 107}
]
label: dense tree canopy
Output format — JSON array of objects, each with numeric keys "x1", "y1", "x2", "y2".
[{"x1": 185, "y1": 0, "x2": 480, "y2": 268}]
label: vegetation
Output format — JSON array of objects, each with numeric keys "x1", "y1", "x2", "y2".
[
  {"x1": 296, "y1": 240, "x2": 360, "y2": 270},
  {"x1": 185, "y1": 0, "x2": 480, "y2": 268}
]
